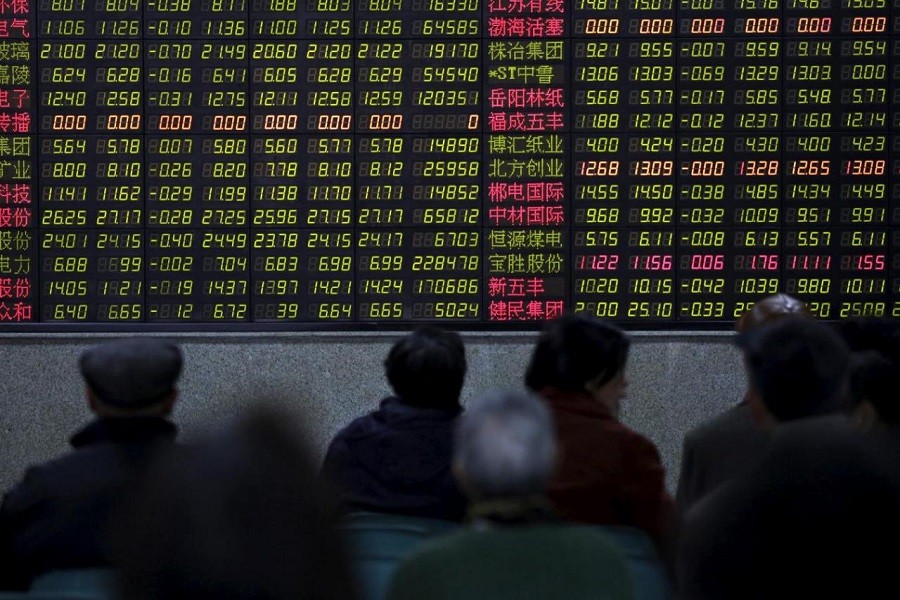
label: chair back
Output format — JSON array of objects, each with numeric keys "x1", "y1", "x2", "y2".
[
  {"x1": 27, "y1": 568, "x2": 117, "y2": 600},
  {"x1": 598, "y1": 526, "x2": 674, "y2": 600},
  {"x1": 339, "y1": 511, "x2": 458, "y2": 600},
  {"x1": 0, "y1": 595, "x2": 104, "y2": 600}
]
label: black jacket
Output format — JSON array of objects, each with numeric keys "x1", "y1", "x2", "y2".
[
  {"x1": 322, "y1": 397, "x2": 466, "y2": 522},
  {"x1": 0, "y1": 417, "x2": 177, "y2": 589},
  {"x1": 678, "y1": 416, "x2": 900, "y2": 599},
  {"x1": 676, "y1": 402, "x2": 770, "y2": 513}
]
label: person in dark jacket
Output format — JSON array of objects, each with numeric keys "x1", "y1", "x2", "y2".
[
  {"x1": 678, "y1": 319, "x2": 856, "y2": 598},
  {"x1": 524, "y1": 313, "x2": 675, "y2": 551},
  {"x1": 321, "y1": 326, "x2": 468, "y2": 521},
  {"x1": 678, "y1": 417, "x2": 900, "y2": 600},
  {"x1": 0, "y1": 338, "x2": 183, "y2": 590},
  {"x1": 676, "y1": 293, "x2": 812, "y2": 513},
  {"x1": 835, "y1": 317, "x2": 900, "y2": 431}
]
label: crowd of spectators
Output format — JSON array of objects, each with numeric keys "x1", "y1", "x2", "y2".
[{"x1": 1, "y1": 298, "x2": 899, "y2": 599}]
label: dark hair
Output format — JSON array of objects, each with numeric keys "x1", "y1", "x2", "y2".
[
  {"x1": 384, "y1": 327, "x2": 466, "y2": 410},
  {"x1": 836, "y1": 318, "x2": 900, "y2": 425},
  {"x1": 112, "y1": 407, "x2": 355, "y2": 600},
  {"x1": 524, "y1": 313, "x2": 629, "y2": 393},
  {"x1": 848, "y1": 351, "x2": 897, "y2": 419},
  {"x1": 835, "y1": 317, "x2": 900, "y2": 360},
  {"x1": 739, "y1": 318, "x2": 850, "y2": 422}
]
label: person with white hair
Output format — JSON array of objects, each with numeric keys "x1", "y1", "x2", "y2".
[{"x1": 387, "y1": 390, "x2": 633, "y2": 600}]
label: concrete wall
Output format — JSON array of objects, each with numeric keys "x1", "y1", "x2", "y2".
[{"x1": 0, "y1": 332, "x2": 745, "y2": 495}]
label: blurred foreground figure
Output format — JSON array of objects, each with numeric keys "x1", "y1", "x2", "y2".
[
  {"x1": 0, "y1": 338, "x2": 182, "y2": 589},
  {"x1": 678, "y1": 320, "x2": 885, "y2": 599},
  {"x1": 322, "y1": 326, "x2": 468, "y2": 521},
  {"x1": 113, "y1": 408, "x2": 355, "y2": 600},
  {"x1": 676, "y1": 294, "x2": 814, "y2": 512},
  {"x1": 678, "y1": 416, "x2": 900, "y2": 599},
  {"x1": 387, "y1": 390, "x2": 633, "y2": 600},
  {"x1": 524, "y1": 313, "x2": 675, "y2": 549}
]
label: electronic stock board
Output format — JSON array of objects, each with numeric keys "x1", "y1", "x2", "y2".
[{"x1": 0, "y1": 0, "x2": 897, "y2": 327}]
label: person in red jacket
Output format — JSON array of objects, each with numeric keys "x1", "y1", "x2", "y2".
[{"x1": 525, "y1": 313, "x2": 675, "y2": 550}]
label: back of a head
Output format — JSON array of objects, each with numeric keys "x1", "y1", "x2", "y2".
[
  {"x1": 734, "y1": 293, "x2": 812, "y2": 333},
  {"x1": 738, "y1": 318, "x2": 850, "y2": 422},
  {"x1": 835, "y1": 317, "x2": 900, "y2": 359},
  {"x1": 113, "y1": 407, "x2": 354, "y2": 600},
  {"x1": 842, "y1": 321, "x2": 900, "y2": 425},
  {"x1": 848, "y1": 351, "x2": 894, "y2": 413},
  {"x1": 683, "y1": 417, "x2": 900, "y2": 597},
  {"x1": 384, "y1": 326, "x2": 466, "y2": 410},
  {"x1": 80, "y1": 338, "x2": 182, "y2": 411},
  {"x1": 453, "y1": 390, "x2": 556, "y2": 501},
  {"x1": 524, "y1": 313, "x2": 629, "y2": 393}
]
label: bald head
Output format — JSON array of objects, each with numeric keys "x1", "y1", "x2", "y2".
[{"x1": 736, "y1": 294, "x2": 812, "y2": 333}]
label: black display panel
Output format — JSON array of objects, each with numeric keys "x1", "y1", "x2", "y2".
[{"x1": 0, "y1": 0, "x2": 898, "y2": 327}]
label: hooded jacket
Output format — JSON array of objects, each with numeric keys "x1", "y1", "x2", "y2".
[{"x1": 321, "y1": 397, "x2": 466, "y2": 522}]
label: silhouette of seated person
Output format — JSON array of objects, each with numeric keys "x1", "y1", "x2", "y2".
[
  {"x1": 847, "y1": 350, "x2": 896, "y2": 432},
  {"x1": 524, "y1": 313, "x2": 675, "y2": 549},
  {"x1": 835, "y1": 317, "x2": 900, "y2": 433},
  {"x1": 0, "y1": 338, "x2": 182, "y2": 589},
  {"x1": 387, "y1": 390, "x2": 634, "y2": 600},
  {"x1": 676, "y1": 293, "x2": 814, "y2": 513},
  {"x1": 322, "y1": 326, "x2": 467, "y2": 521},
  {"x1": 676, "y1": 319, "x2": 900, "y2": 599},
  {"x1": 111, "y1": 408, "x2": 356, "y2": 600}
]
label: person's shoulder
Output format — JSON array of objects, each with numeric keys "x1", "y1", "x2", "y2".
[
  {"x1": 771, "y1": 414, "x2": 856, "y2": 446},
  {"x1": 2, "y1": 446, "x2": 114, "y2": 512},
  {"x1": 328, "y1": 405, "x2": 387, "y2": 440},
  {"x1": 18, "y1": 443, "x2": 115, "y2": 483},
  {"x1": 613, "y1": 421, "x2": 664, "y2": 461},
  {"x1": 766, "y1": 415, "x2": 886, "y2": 483}
]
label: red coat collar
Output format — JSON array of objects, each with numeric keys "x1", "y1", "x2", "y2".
[{"x1": 537, "y1": 388, "x2": 617, "y2": 421}]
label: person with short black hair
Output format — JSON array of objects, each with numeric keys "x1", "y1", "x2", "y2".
[
  {"x1": 524, "y1": 313, "x2": 675, "y2": 549},
  {"x1": 387, "y1": 390, "x2": 634, "y2": 600},
  {"x1": 0, "y1": 338, "x2": 183, "y2": 589},
  {"x1": 322, "y1": 326, "x2": 468, "y2": 521},
  {"x1": 384, "y1": 326, "x2": 466, "y2": 412}
]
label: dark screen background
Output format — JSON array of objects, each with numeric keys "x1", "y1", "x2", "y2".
[{"x1": 0, "y1": 0, "x2": 896, "y2": 327}]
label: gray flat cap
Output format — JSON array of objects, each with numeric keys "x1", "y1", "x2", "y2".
[{"x1": 80, "y1": 338, "x2": 183, "y2": 409}]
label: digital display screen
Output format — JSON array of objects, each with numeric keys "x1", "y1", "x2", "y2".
[{"x1": 0, "y1": 0, "x2": 898, "y2": 327}]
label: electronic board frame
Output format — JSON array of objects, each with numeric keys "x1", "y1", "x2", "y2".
[{"x1": 0, "y1": 0, "x2": 898, "y2": 330}]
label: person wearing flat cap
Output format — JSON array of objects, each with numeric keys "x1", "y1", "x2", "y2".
[{"x1": 0, "y1": 338, "x2": 183, "y2": 590}]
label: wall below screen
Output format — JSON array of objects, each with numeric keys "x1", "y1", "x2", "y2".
[{"x1": 0, "y1": 332, "x2": 743, "y2": 495}]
